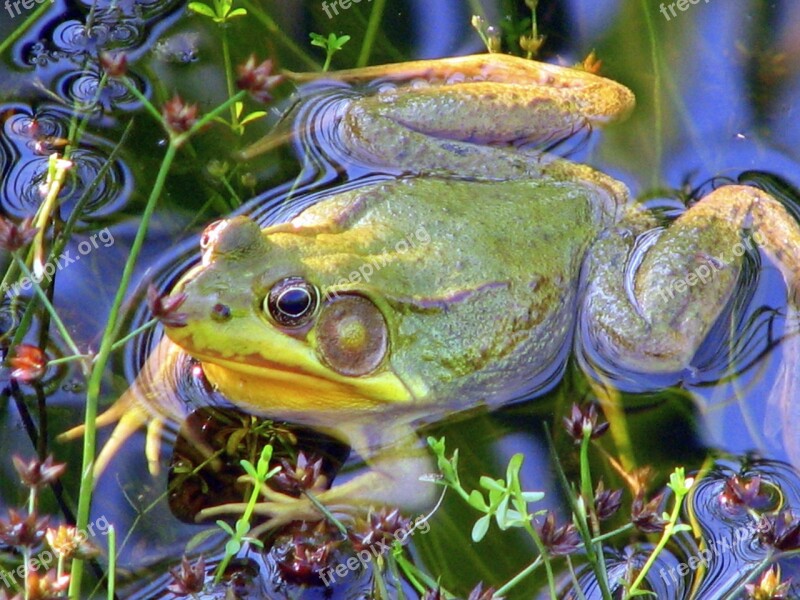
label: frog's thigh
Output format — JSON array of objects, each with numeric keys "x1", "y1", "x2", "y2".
[{"x1": 582, "y1": 185, "x2": 800, "y2": 373}]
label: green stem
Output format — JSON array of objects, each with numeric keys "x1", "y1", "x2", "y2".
[
  {"x1": 122, "y1": 78, "x2": 163, "y2": 123},
  {"x1": 213, "y1": 476, "x2": 262, "y2": 583},
  {"x1": 23, "y1": 547, "x2": 30, "y2": 600},
  {"x1": 579, "y1": 431, "x2": 612, "y2": 600},
  {"x1": 579, "y1": 432, "x2": 595, "y2": 531},
  {"x1": 109, "y1": 319, "x2": 157, "y2": 353},
  {"x1": 221, "y1": 28, "x2": 239, "y2": 131},
  {"x1": 322, "y1": 50, "x2": 333, "y2": 72},
  {"x1": 303, "y1": 490, "x2": 348, "y2": 536},
  {"x1": 46, "y1": 355, "x2": 90, "y2": 366},
  {"x1": 68, "y1": 141, "x2": 179, "y2": 598},
  {"x1": 187, "y1": 91, "x2": 248, "y2": 138},
  {"x1": 627, "y1": 492, "x2": 685, "y2": 595},
  {"x1": 106, "y1": 526, "x2": 116, "y2": 600},
  {"x1": 356, "y1": 0, "x2": 386, "y2": 67},
  {"x1": 591, "y1": 522, "x2": 634, "y2": 544},
  {"x1": 494, "y1": 555, "x2": 542, "y2": 596},
  {"x1": 13, "y1": 257, "x2": 83, "y2": 361}
]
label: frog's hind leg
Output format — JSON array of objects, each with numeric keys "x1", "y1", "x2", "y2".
[{"x1": 580, "y1": 185, "x2": 800, "y2": 375}]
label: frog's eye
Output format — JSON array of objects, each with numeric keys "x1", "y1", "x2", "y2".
[
  {"x1": 265, "y1": 277, "x2": 319, "y2": 327},
  {"x1": 315, "y1": 294, "x2": 388, "y2": 377}
]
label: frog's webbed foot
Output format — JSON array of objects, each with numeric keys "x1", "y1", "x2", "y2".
[
  {"x1": 582, "y1": 184, "x2": 800, "y2": 373},
  {"x1": 58, "y1": 338, "x2": 184, "y2": 478},
  {"x1": 197, "y1": 428, "x2": 437, "y2": 534},
  {"x1": 59, "y1": 392, "x2": 165, "y2": 477},
  {"x1": 197, "y1": 487, "x2": 327, "y2": 533}
]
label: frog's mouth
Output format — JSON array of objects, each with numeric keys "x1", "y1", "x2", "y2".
[{"x1": 172, "y1": 343, "x2": 415, "y2": 420}]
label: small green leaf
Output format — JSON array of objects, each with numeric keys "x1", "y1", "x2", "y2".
[
  {"x1": 257, "y1": 445, "x2": 274, "y2": 478},
  {"x1": 227, "y1": 7, "x2": 247, "y2": 18},
  {"x1": 240, "y1": 459, "x2": 258, "y2": 480},
  {"x1": 494, "y1": 496, "x2": 511, "y2": 529},
  {"x1": 672, "y1": 523, "x2": 693, "y2": 533},
  {"x1": 330, "y1": 34, "x2": 351, "y2": 50},
  {"x1": 216, "y1": 520, "x2": 234, "y2": 536},
  {"x1": 240, "y1": 111, "x2": 267, "y2": 125},
  {"x1": 504, "y1": 509, "x2": 524, "y2": 525},
  {"x1": 309, "y1": 32, "x2": 327, "y2": 48},
  {"x1": 480, "y1": 476, "x2": 505, "y2": 492},
  {"x1": 243, "y1": 536, "x2": 264, "y2": 548},
  {"x1": 471, "y1": 514, "x2": 491, "y2": 542},
  {"x1": 488, "y1": 487, "x2": 504, "y2": 506},
  {"x1": 225, "y1": 539, "x2": 241, "y2": 555},
  {"x1": 520, "y1": 491, "x2": 545, "y2": 503},
  {"x1": 188, "y1": 2, "x2": 216, "y2": 17},
  {"x1": 468, "y1": 489, "x2": 488, "y2": 511},
  {"x1": 506, "y1": 453, "x2": 524, "y2": 484},
  {"x1": 235, "y1": 519, "x2": 250, "y2": 536}
]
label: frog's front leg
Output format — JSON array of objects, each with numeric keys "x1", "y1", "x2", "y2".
[
  {"x1": 197, "y1": 421, "x2": 437, "y2": 530},
  {"x1": 581, "y1": 185, "x2": 800, "y2": 373}
]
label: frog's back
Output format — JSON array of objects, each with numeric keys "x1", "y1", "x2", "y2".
[{"x1": 280, "y1": 176, "x2": 618, "y2": 412}]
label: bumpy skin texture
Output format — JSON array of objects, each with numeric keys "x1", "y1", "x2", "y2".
[
  {"x1": 169, "y1": 177, "x2": 623, "y2": 423},
  {"x1": 89, "y1": 54, "x2": 800, "y2": 525}
]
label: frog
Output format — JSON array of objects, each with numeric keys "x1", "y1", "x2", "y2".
[{"x1": 79, "y1": 54, "x2": 800, "y2": 529}]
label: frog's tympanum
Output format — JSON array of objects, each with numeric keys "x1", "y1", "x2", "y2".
[{"x1": 95, "y1": 55, "x2": 800, "y2": 527}]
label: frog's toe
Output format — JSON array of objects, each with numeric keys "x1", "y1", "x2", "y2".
[
  {"x1": 195, "y1": 495, "x2": 322, "y2": 533},
  {"x1": 58, "y1": 396, "x2": 165, "y2": 478},
  {"x1": 95, "y1": 403, "x2": 165, "y2": 477},
  {"x1": 253, "y1": 499, "x2": 321, "y2": 531}
]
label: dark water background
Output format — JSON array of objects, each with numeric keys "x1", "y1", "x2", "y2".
[{"x1": 1, "y1": 0, "x2": 800, "y2": 598}]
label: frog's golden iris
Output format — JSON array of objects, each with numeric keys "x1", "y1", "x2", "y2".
[{"x1": 81, "y1": 54, "x2": 800, "y2": 527}]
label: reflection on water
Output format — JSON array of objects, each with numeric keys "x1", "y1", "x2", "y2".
[{"x1": 0, "y1": 0, "x2": 800, "y2": 598}]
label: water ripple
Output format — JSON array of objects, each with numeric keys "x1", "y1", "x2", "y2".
[{"x1": 0, "y1": 104, "x2": 132, "y2": 224}]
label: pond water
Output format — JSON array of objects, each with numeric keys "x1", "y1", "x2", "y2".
[{"x1": 1, "y1": 1, "x2": 800, "y2": 599}]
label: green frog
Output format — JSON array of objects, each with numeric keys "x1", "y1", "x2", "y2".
[{"x1": 83, "y1": 54, "x2": 800, "y2": 527}]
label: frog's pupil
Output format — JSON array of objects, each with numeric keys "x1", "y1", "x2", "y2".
[
  {"x1": 266, "y1": 277, "x2": 318, "y2": 327},
  {"x1": 277, "y1": 288, "x2": 311, "y2": 317}
]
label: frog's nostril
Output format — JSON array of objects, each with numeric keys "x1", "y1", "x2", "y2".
[
  {"x1": 200, "y1": 220, "x2": 226, "y2": 250},
  {"x1": 211, "y1": 303, "x2": 231, "y2": 322}
]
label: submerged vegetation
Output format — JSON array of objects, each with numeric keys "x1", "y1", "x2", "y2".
[{"x1": 0, "y1": 0, "x2": 799, "y2": 598}]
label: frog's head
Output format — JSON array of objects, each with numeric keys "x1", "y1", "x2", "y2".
[{"x1": 164, "y1": 216, "x2": 414, "y2": 419}]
